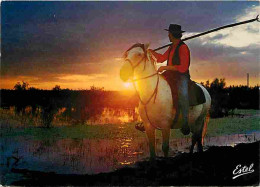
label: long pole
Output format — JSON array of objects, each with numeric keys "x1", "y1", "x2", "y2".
[{"x1": 153, "y1": 15, "x2": 259, "y2": 51}]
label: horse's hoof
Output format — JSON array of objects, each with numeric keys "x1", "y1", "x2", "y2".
[
  {"x1": 149, "y1": 157, "x2": 157, "y2": 165},
  {"x1": 135, "y1": 123, "x2": 145, "y2": 133}
]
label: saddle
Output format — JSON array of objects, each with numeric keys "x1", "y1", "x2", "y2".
[
  {"x1": 188, "y1": 80, "x2": 206, "y2": 106},
  {"x1": 162, "y1": 72, "x2": 206, "y2": 107}
]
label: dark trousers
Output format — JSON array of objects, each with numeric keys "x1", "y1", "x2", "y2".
[{"x1": 162, "y1": 71, "x2": 189, "y2": 125}]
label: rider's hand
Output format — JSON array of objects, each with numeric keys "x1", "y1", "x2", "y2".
[
  {"x1": 147, "y1": 49, "x2": 154, "y2": 53},
  {"x1": 147, "y1": 49, "x2": 156, "y2": 62},
  {"x1": 158, "y1": 66, "x2": 166, "y2": 73}
]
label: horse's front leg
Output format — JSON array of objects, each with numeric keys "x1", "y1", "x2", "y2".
[
  {"x1": 145, "y1": 123, "x2": 156, "y2": 160},
  {"x1": 162, "y1": 128, "x2": 170, "y2": 157}
]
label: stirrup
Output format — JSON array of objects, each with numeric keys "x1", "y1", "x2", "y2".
[
  {"x1": 181, "y1": 125, "x2": 190, "y2": 135},
  {"x1": 135, "y1": 122, "x2": 145, "y2": 133}
]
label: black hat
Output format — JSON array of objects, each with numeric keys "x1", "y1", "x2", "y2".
[{"x1": 165, "y1": 24, "x2": 185, "y2": 33}]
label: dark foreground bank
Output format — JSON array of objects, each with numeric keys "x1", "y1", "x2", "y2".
[{"x1": 10, "y1": 141, "x2": 259, "y2": 186}]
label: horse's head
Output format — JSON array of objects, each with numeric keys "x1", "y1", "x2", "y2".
[{"x1": 120, "y1": 43, "x2": 151, "y2": 82}]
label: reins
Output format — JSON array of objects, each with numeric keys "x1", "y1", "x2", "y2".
[
  {"x1": 126, "y1": 49, "x2": 161, "y2": 130},
  {"x1": 132, "y1": 73, "x2": 159, "y2": 106},
  {"x1": 132, "y1": 72, "x2": 158, "y2": 82},
  {"x1": 126, "y1": 55, "x2": 146, "y2": 70}
]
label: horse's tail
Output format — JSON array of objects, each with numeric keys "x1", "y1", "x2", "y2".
[{"x1": 201, "y1": 110, "x2": 210, "y2": 145}]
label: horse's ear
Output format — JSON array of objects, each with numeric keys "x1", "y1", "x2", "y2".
[
  {"x1": 144, "y1": 43, "x2": 150, "y2": 51},
  {"x1": 123, "y1": 51, "x2": 128, "y2": 59}
]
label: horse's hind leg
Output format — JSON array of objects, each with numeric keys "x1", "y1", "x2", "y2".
[
  {"x1": 190, "y1": 134, "x2": 203, "y2": 153},
  {"x1": 162, "y1": 128, "x2": 170, "y2": 157},
  {"x1": 145, "y1": 124, "x2": 156, "y2": 160},
  {"x1": 190, "y1": 136, "x2": 196, "y2": 154},
  {"x1": 197, "y1": 136, "x2": 203, "y2": 152},
  {"x1": 190, "y1": 115, "x2": 205, "y2": 154}
]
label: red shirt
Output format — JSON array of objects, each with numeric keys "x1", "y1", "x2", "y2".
[{"x1": 151, "y1": 40, "x2": 190, "y2": 73}]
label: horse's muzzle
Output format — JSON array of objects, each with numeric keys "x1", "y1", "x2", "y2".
[{"x1": 120, "y1": 62, "x2": 133, "y2": 82}]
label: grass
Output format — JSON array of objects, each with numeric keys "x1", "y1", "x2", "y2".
[
  {"x1": 1, "y1": 109, "x2": 259, "y2": 141},
  {"x1": 1, "y1": 123, "x2": 146, "y2": 140},
  {"x1": 206, "y1": 113, "x2": 259, "y2": 136}
]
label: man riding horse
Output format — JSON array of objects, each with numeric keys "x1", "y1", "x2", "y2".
[{"x1": 137, "y1": 24, "x2": 191, "y2": 135}]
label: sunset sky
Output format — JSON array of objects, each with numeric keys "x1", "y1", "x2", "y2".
[{"x1": 1, "y1": 1, "x2": 259, "y2": 90}]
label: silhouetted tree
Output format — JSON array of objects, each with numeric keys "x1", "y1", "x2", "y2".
[
  {"x1": 52, "y1": 85, "x2": 61, "y2": 91},
  {"x1": 205, "y1": 80, "x2": 210, "y2": 89},
  {"x1": 210, "y1": 78, "x2": 226, "y2": 90},
  {"x1": 90, "y1": 85, "x2": 104, "y2": 91},
  {"x1": 14, "y1": 81, "x2": 29, "y2": 91},
  {"x1": 208, "y1": 78, "x2": 228, "y2": 118}
]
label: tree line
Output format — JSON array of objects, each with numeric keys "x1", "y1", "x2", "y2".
[
  {"x1": 1, "y1": 83, "x2": 138, "y2": 127},
  {"x1": 0, "y1": 79, "x2": 259, "y2": 127},
  {"x1": 200, "y1": 78, "x2": 259, "y2": 117}
]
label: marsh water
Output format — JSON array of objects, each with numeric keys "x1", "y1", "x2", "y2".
[
  {"x1": 1, "y1": 131, "x2": 259, "y2": 177},
  {"x1": 1, "y1": 108, "x2": 260, "y2": 184}
]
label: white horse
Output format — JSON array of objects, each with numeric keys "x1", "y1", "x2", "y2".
[{"x1": 120, "y1": 43, "x2": 211, "y2": 159}]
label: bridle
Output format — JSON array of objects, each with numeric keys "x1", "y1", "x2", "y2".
[
  {"x1": 124, "y1": 46, "x2": 158, "y2": 83},
  {"x1": 124, "y1": 45, "x2": 161, "y2": 130}
]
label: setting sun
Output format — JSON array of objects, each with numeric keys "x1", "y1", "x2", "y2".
[{"x1": 123, "y1": 82, "x2": 133, "y2": 89}]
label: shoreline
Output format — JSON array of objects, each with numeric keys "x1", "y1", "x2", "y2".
[{"x1": 6, "y1": 141, "x2": 260, "y2": 186}]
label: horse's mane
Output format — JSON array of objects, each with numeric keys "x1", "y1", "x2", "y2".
[
  {"x1": 126, "y1": 43, "x2": 145, "y2": 53},
  {"x1": 123, "y1": 43, "x2": 145, "y2": 58}
]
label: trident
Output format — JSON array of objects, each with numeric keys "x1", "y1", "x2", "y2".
[{"x1": 154, "y1": 15, "x2": 259, "y2": 51}]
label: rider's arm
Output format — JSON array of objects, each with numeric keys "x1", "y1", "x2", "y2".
[{"x1": 149, "y1": 47, "x2": 170, "y2": 63}]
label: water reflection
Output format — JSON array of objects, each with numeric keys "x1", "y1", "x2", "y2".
[
  {"x1": 0, "y1": 107, "x2": 140, "y2": 127},
  {"x1": 86, "y1": 107, "x2": 140, "y2": 124},
  {"x1": 1, "y1": 132, "x2": 259, "y2": 176}
]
